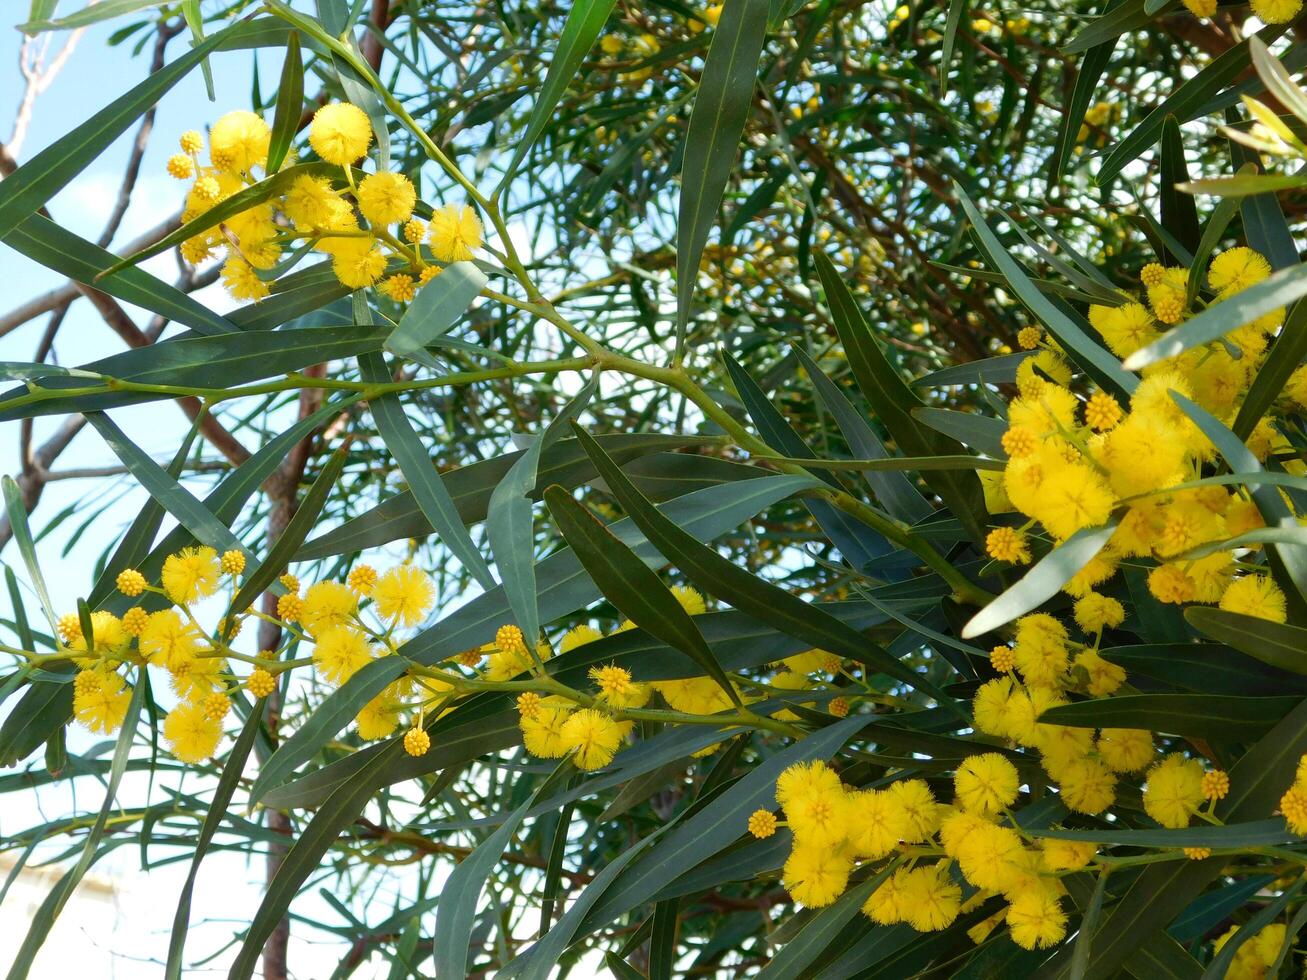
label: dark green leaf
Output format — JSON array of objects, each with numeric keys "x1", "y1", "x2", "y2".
[{"x1": 265, "y1": 32, "x2": 302, "y2": 172}]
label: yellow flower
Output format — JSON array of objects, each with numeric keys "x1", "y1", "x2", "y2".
[
  {"x1": 986, "y1": 526, "x2": 1030, "y2": 564},
  {"x1": 560, "y1": 624, "x2": 604, "y2": 652},
  {"x1": 776, "y1": 759, "x2": 842, "y2": 810},
  {"x1": 786, "y1": 785, "x2": 853, "y2": 849},
  {"x1": 589, "y1": 663, "x2": 650, "y2": 708},
  {"x1": 309, "y1": 102, "x2": 373, "y2": 165},
  {"x1": 161, "y1": 546, "x2": 221, "y2": 605},
  {"x1": 956, "y1": 821, "x2": 1025, "y2": 892},
  {"x1": 313, "y1": 626, "x2": 374, "y2": 685},
  {"x1": 428, "y1": 203, "x2": 483, "y2": 262},
  {"x1": 167, "y1": 153, "x2": 195, "y2": 179},
  {"x1": 782, "y1": 843, "x2": 853, "y2": 908},
  {"x1": 1073, "y1": 592, "x2": 1124, "y2": 634},
  {"x1": 209, "y1": 110, "x2": 270, "y2": 173},
  {"x1": 164, "y1": 702, "x2": 223, "y2": 763},
  {"x1": 1148, "y1": 563, "x2": 1196, "y2": 605},
  {"x1": 122, "y1": 606, "x2": 148, "y2": 636},
  {"x1": 372, "y1": 565, "x2": 435, "y2": 627},
  {"x1": 520, "y1": 701, "x2": 574, "y2": 758},
  {"x1": 990, "y1": 645, "x2": 1015, "y2": 673},
  {"x1": 277, "y1": 593, "x2": 303, "y2": 622},
  {"x1": 73, "y1": 669, "x2": 132, "y2": 734},
  {"x1": 403, "y1": 217, "x2": 426, "y2": 243},
  {"x1": 357, "y1": 171, "x2": 416, "y2": 226},
  {"x1": 380, "y1": 274, "x2": 416, "y2": 303},
  {"x1": 330, "y1": 238, "x2": 388, "y2": 289},
  {"x1": 1251, "y1": 0, "x2": 1303, "y2": 26},
  {"x1": 1220, "y1": 574, "x2": 1287, "y2": 623},
  {"x1": 247, "y1": 668, "x2": 276, "y2": 699},
  {"x1": 972, "y1": 676, "x2": 1021, "y2": 739},
  {"x1": 1041, "y1": 839, "x2": 1096, "y2": 872},
  {"x1": 348, "y1": 564, "x2": 378, "y2": 595},
  {"x1": 1143, "y1": 754, "x2": 1206, "y2": 829},
  {"x1": 300, "y1": 580, "x2": 359, "y2": 636},
  {"x1": 1007, "y1": 888, "x2": 1067, "y2": 949},
  {"x1": 864, "y1": 867, "x2": 910, "y2": 924},
  {"x1": 115, "y1": 568, "x2": 147, "y2": 597},
  {"x1": 955, "y1": 753, "x2": 1020, "y2": 815},
  {"x1": 1073, "y1": 649, "x2": 1126, "y2": 697},
  {"x1": 1203, "y1": 769, "x2": 1230, "y2": 801},
  {"x1": 403, "y1": 727, "x2": 431, "y2": 757},
  {"x1": 138, "y1": 610, "x2": 199, "y2": 670},
  {"x1": 1016, "y1": 326, "x2": 1041, "y2": 350},
  {"x1": 847, "y1": 789, "x2": 909, "y2": 858},
  {"x1": 560, "y1": 708, "x2": 625, "y2": 769},
  {"x1": 1097, "y1": 728, "x2": 1154, "y2": 773},
  {"x1": 180, "y1": 129, "x2": 203, "y2": 154},
  {"x1": 1055, "y1": 756, "x2": 1117, "y2": 814},
  {"x1": 1083, "y1": 391, "x2": 1122, "y2": 430},
  {"x1": 899, "y1": 862, "x2": 961, "y2": 931},
  {"x1": 886, "y1": 778, "x2": 942, "y2": 842},
  {"x1": 747, "y1": 809, "x2": 777, "y2": 838},
  {"x1": 356, "y1": 692, "x2": 400, "y2": 740},
  {"x1": 1281, "y1": 783, "x2": 1307, "y2": 834},
  {"x1": 222, "y1": 257, "x2": 270, "y2": 302},
  {"x1": 1182, "y1": 0, "x2": 1217, "y2": 15}
]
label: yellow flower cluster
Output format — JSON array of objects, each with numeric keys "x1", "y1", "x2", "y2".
[
  {"x1": 1213, "y1": 923, "x2": 1287, "y2": 980},
  {"x1": 170, "y1": 104, "x2": 482, "y2": 303},
  {"x1": 988, "y1": 248, "x2": 1297, "y2": 627},
  {"x1": 1278, "y1": 755, "x2": 1307, "y2": 835},
  {"x1": 764, "y1": 755, "x2": 1080, "y2": 950}
]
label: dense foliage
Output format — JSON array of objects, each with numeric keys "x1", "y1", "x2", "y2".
[{"x1": 6, "y1": 0, "x2": 1307, "y2": 977}]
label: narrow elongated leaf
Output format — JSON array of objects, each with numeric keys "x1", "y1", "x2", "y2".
[
  {"x1": 1062, "y1": 0, "x2": 1155, "y2": 53},
  {"x1": 165, "y1": 701, "x2": 264, "y2": 980},
  {"x1": 957, "y1": 187, "x2": 1137, "y2": 398},
  {"x1": 912, "y1": 407, "x2": 1006, "y2": 458},
  {"x1": 1049, "y1": 0, "x2": 1120, "y2": 184},
  {"x1": 544, "y1": 485, "x2": 740, "y2": 704},
  {"x1": 794, "y1": 347, "x2": 932, "y2": 523},
  {"x1": 1039, "y1": 693, "x2": 1299, "y2": 739},
  {"x1": 2, "y1": 477, "x2": 57, "y2": 633},
  {"x1": 223, "y1": 444, "x2": 349, "y2": 638},
  {"x1": 0, "y1": 325, "x2": 388, "y2": 421},
  {"x1": 1233, "y1": 296, "x2": 1307, "y2": 438},
  {"x1": 573, "y1": 426, "x2": 932, "y2": 693},
  {"x1": 1201, "y1": 878, "x2": 1305, "y2": 980},
  {"x1": 1159, "y1": 116, "x2": 1200, "y2": 255},
  {"x1": 433, "y1": 797, "x2": 534, "y2": 979},
  {"x1": 938, "y1": 0, "x2": 966, "y2": 97},
  {"x1": 359, "y1": 351, "x2": 495, "y2": 589},
  {"x1": 813, "y1": 250, "x2": 986, "y2": 543},
  {"x1": 963, "y1": 523, "x2": 1117, "y2": 638},
  {"x1": 385, "y1": 262, "x2": 488, "y2": 365},
  {"x1": 85, "y1": 413, "x2": 245, "y2": 557},
  {"x1": 1125, "y1": 263, "x2": 1307, "y2": 370},
  {"x1": 487, "y1": 373, "x2": 598, "y2": 648},
  {"x1": 1186, "y1": 177, "x2": 1245, "y2": 307},
  {"x1": 500, "y1": 0, "x2": 618, "y2": 189},
  {"x1": 0, "y1": 22, "x2": 234, "y2": 240},
  {"x1": 18, "y1": 0, "x2": 166, "y2": 31},
  {"x1": 3, "y1": 214, "x2": 236, "y2": 337},
  {"x1": 676, "y1": 0, "x2": 769, "y2": 346},
  {"x1": 1185, "y1": 607, "x2": 1307, "y2": 676},
  {"x1": 1228, "y1": 112, "x2": 1299, "y2": 271},
  {"x1": 265, "y1": 32, "x2": 302, "y2": 172},
  {"x1": 1037, "y1": 819, "x2": 1294, "y2": 849},
  {"x1": 5, "y1": 681, "x2": 142, "y2": 979},
  {"x1": 912, "y1": 351, "x2": 1032, "y2": 388},
  {"x1": 757, "y1": 871, "x2": 891, "y2": 979}
]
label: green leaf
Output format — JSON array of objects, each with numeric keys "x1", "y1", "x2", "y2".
[
  {"x1": 1227, "y1": 110, "x2": 1299, "y2": 270},
  {"x1": 1062, "y1": 0, "x2": 1159, "y2": 54},
  {"x1": 487, "y1": 373, "x2": 598, "y2": 647},
  {"x1": 912, "y1": 351, "x2": 1032, "y2": 388},
  {"x1": 1036, "y1": 819, "x2": 1295, "y2": 849},
  {"x1": 676, "y1": 0, "x2": 770, "y2": 348},
  {"x1": 1095, "y1": 24, "x2": 1285, "y2": 185},
  {"x1": 265, "y1": 32, "x2": 302, "y2": 172},
  {"x1": 165, "y1": 700, "x2": 264, "y2": 980},
  {"x1": 962, "y1": 523, "x2": 1116, "y2": 639},
  {"x1": 0, "y1": 324, "x2": 388, "y2": 421},
  {"x1": 500, "y1": 0, "x2": 618, "y2": 190},
  {"x1": 1039, "y1": 693, "x2": 1300, "y2": 740},
  {"x1": 1233, "y1": 295, "x2": 1307, "y2": 439},
  {"x1": 911, "y1": 408, "x2": 1006, "y2": 458},
  {"x1": 1185, "y1": 173, "x2": 1246, "y2": 308},
  {"x1": 572, "y1": 426, "x2": 934, "y2": 694},
  {"x1": 359, "y1": 351, "x2": 495, "y2": 589},
  {"x1": 0, "y1": 668, "x2": 72, "y2": 768},
  {"x1": 222, "y1": 444, "x2": 349, "y2": 640},
  {"x1": 0, "y1": 21, "x2": 234, "y2": 240},
  {"x1": 1185, "y1": 607, "x2": 1307, "y2": 676},
  {"x1": 18, "y1": 0, "x2": 166, "y2": 33},
  {"x1": 3, "y1": 214, "x2": 236, "y2": 337},
  {"x1": 1048, "y1": 0, "x2": 1120, "y2": 185},
  {"x1": 813, "y1": 250, "x2": 986, "y2": 544},
  {"x1": 98, "y1": 161, "x2": 337, "y2": 279},
  {"x1": 956, "y1": 186, "x2": 1137, "y2": 399},
  {"x1": 1176, "y1": 173, "x2": 1307, "y2": 198},
  {"x1": 1159, "y1": 116, "x2": 1200, "y2": 255},
  {"x1": 757, "y1": 871, "x2": 891, "y2": 979},
  {"x1": 1070, "y1": 871, "x2": 1110, "y2": 980},
  {"x1": 1201, "y1": 877, "x2": 1304, "y2": 980},
  {"x1": 84, "y1": 413, "x2": 245, "y2": 557},
  {"x1": 433, "y1": 796, "x2": 535, "y2": 979},
  {"x1": 6, "y1": 680, "x2": 143, "y2": 979},
  {"x1": 384, "y1": 262, "x2": 488, "y2": 366},
  {"x1": 2, "y1": 477, "x2": 57, "y2": 633},
  {"x1": 938, "y1": 0, "x2": 967, "y2": 97},
  {"x1": 1100, "y1": 642, "x2": 1307, "y2": 697},
  {"x1": 297, "y1": 434, "x2": 716, "y2": 559},
  {"x1": 544, "y1": 484, "x2": 740, "y2": 705},
  {"x1": 793, "y1": 347, "x2": 932, "y2": 523}
]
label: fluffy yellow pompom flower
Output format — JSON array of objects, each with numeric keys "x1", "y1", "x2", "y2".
[
  {"x1": 1073, "y1": 592, "x2": 1124, "y2": 634},
  {"x1": 403, "y1": 727, "x2": 431, "y2": 757},
  {"x1": 222, "y1": 257, "x2": 270, "y2": 302},
  {"x1": 972, "y1": 676, "x2": 1020, "y2": 738},
  {"x1": 1220, "y1": 574, "x2": 1287, "y2": 623},
  {"x1": 560, "y1": 624, "x2": 604, "y2": 652},
  {"x1": 955, "y1": 821, "x2": 1025, "y2": 892},
  {"x1": 787, "y1": 785, "x2": 853, "y2": 849},
  {"x1": 300, "y1": 581, "x2": 359, "y2": 636},
  {"x1": 356, "y1": 693, "x2": 400, "y2": 740},
  {"x1": 560, "y1": 708, "x2": 625, "y2": 769},
  {"x1": 209, "y1": 110, "x2": 270, "y2": 173},
  {"x1": 1007, "y1": 889, "x2": 1067, "y2": 949},
  {"x1": 372, "y1": 565, "x2": 435, "y2": 627},
  {"x1": 589, "y1": 663, "x2": 650, "y2": 708},
  {"x1": 899, "y1": 863, "x2": 961, "y2": 932},
  {"x1": 1016, "y1": 326, "x2": 1041, "y2": 350},
  {"x1": 1041, "y1": 839, "x2": 1096, "y2": 872},
  {"x1": 330, "y1": 238, "x2": 388, "y2": 289},
  {"x1": 776, "y1": 759, "x2": 842, "y2": 810},
  {"x1": 1056, "y1": 756, "x2": 1118, "y2": 814},
  {"x1": 1281, "y1": 783, "x2": 1307, "y2": 834},
  {"x1": 138, "y1": 609, "x2": 199, "y2": 669},
  {"x1": 161, "y1": 546, "x2": 220, "y2": 605},
  {"x1": 848, "y1": 789, "x2": 910, "y2": 858},
  {"x1": 164, "y1": 702, "x2": 223, "y2": 763},
  {"x1": 1208, "y1": 246, "x2": 1271, "y2": 295},
  {"x1": 887, "y1": 778, "x2": 942, "y2": 842},
  {"x1": 309, "y1": 103, "x2": 373, "y2": 165},
  {"x1": 179, "y1": 129, "x2": 203, "y2": 154},
  {"x1": 1143, "y1": 754, "x2": 1206, "y2": 829},
  {"x1": 428, "y1": 203, "x2": 483, "y2": 262},
  {"x1": 1251, "y1": 0, "x2": 1304, "y2": 25},
  {"x1": 520, "y1": 702, "x2": 573, "y2": 758},
  {"x1": 1097, "y1": 728, "x2": 1154, "y2": 773},
  {"x1": 955, "y1": 753, "x2": 1020, "y2": 815},
  {"x1": 747, "y1": 809, "x2": 777, "y2": 838},
  {"x1": 357, "y1": 171, "x2": 416, "y2": 226},
  {"x1": 1148, "y1": 563, "x2": 1196, "y2": 605},
  {"x1": 73, "y1": 669, "x2": 132, "y2": 734},
  {"x1": 248, "y1": 668, "x2": 276, "y2": 699},
  {"x1": 313, "y1": 626, "x2": 374, "y2": 685},
  {"x1": 671, "y1": 584, "x2": 707, "y2": 614},
  {"x1": 782, "y1": 843, "x2": 853, "y2": 908},
  {"x1": 116, "y1": 568, "x2": 146, "y2": 597},
  {"x1": 864, "y1": 867, "x2": 910, "y2": 924}
]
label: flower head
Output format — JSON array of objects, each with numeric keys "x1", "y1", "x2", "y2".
[
  {"x1": 747, "y1": 809, "x2": 777, "y2": 839},
  {"x1": 428, "y1": 203, "x2": 483, "y2": 262},
  {"x1": 357, "y1": 171, "x2": 416, "y2": 226},
  {"x1": 560, "y1": 708, "x2": 625, "y2": 769},
  {"x1": 373, "y1": 565, "x2": 435, "y2": 627},
  {"x1": 164, "y1": 702, "x2": 223, "y2": 763},
  {"x1": 955, "y1": 752, "x2": 1020, "y2": 815},
  {"x1": 310, "y1": 103, "x2": 373, "y2": 165},
  {"x1": 161, "y1": 546, "x2": 221, "y2": 605}
]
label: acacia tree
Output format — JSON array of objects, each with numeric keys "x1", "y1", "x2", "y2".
[{"x1": 5, "y1": 0, "x2": 1307, "y2": 976}]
